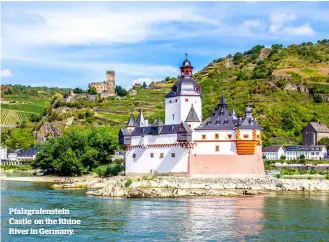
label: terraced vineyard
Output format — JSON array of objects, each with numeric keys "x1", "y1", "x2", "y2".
[
  {"x1": 0, "y1": 109, "x2": 31, "y2": 133},
  {"x1": 94, "y1": 83, "x2": 172, "y2": 125},
  {"x1": 1, "y1": 96, "x2": 50, "y2": 134}
]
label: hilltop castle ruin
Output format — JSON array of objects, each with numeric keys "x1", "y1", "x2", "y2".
[{"x1": 90, "y1": 71, "x2": 116, "y2": 97}]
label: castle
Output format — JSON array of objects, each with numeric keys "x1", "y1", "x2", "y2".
[
  {"x1": 90, "y1": 71, "x2": 115, "y2": 96},
  {"x1": 119, "y1": 55, "x2": 265, "y2": 176}
]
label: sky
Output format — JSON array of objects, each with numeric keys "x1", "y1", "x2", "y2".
[{"x1": 1, "y1": 1, "x2": 329, "y2": 89}]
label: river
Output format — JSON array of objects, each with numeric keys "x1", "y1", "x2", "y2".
[{"x1": 1, "y1": 181, "x2": 329, "y2": 241}]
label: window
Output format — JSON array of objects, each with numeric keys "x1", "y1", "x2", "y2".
[
  {"x1": 169, "y1": 100, "x2": 172, "y2": 103},
  {"x1": 175, "y1": 99, "x2": 177, "y2": 102},
  {"x1": 215, "y1": 134, "x2": 219, "y2": 139},
  {"x1": 202, "y1": 134, "x2": 206, "y2": 140},
  {"x1": 150, "y1": 153, "x2": 154, "y2": 158},
  {"x1": 215, "y1": 145, "x2": 220, "y2": 152},
  {"x1": 243, "y1": 134, "x2": 249, "y2": 139},
  {"x1": 227, "y1": 134, "x2": 232, "y2": 139},
  {"x1": 160, "y1": 153, "x2": 164, "y2": 158},
  {"x1": 133, "y1": 154, "x2": 136, "y2": 158},
  {"x1": 256, "y1": 135, "x2": 260, "y2": 139},
  {"x1": 185, "y1": 98, "x2": 188, "y2": 102},
  {"x1": 172, "y1": 114, "x2": 174, "y2": 120},
  {"x1": 171, "y1": 153, "x2": 175, "y2": 158}
]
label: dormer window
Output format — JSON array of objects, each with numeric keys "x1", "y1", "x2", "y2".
[{"x1": 195, "y1": 85, "x2": 200, "y2": 92}]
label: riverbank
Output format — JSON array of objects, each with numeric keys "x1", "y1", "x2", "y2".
[
  {"x1": 2, "y1": 174, "x2": 329, "y2": 198},
  {"x1": 0, "y1": 174, "x2": 97, "y2": 183},
  {"x1": 84, "y1": 175, "x2": 329, "y2": 198}
]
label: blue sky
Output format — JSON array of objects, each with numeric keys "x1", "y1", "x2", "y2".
[{"x1": 1, "y1": 1, "x2": 329, "y2": 89}]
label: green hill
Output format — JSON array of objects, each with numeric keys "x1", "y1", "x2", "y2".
[{"x1": 1, "y1": 39, "x2": 329, "y2": 149}]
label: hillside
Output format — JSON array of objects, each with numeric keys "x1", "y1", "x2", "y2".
[{"x1": 1, "y1": 39, "x2": 329, "y2": 148}]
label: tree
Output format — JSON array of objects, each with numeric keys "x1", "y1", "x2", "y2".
[
  {"x1": 165, "y1": 77, "x2": 171, "y2": 82},
  {"x1": 33, "y1": 128, "x2": 119, "y2": 176},
  {"x1": 280, "y1": 155, "x2": 286, "y2": 160},
  {"x1": 4, "y1": 89, "x2": 13, "y2": 95},
  {"x1": 142, "y1": 82, "x2": 147, "y2": 89},
  {"x1": 233, "y1": 52, "x2": 244, "y2": 62},
  {"x1": 318, "y1": 138, "x2": 329, "y2": 149},
  {"x1": 115, "y1": 85, "x2": 128, "y2": 96},
  {"x1": 73, "y1": 87, "x2": 83, "y2": 94},
  {"x1": 88, "y1": 86, "x2": 97, "y2": 95},
  {"x1": 300, "y1": 154, "x2": 306, "y2": 160},
  {"x1": 262, "y1": 155, "x2": 266, "y2": 160}
]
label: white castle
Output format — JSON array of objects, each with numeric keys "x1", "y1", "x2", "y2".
[{"x1": 119, "y1": 55, "x2": 265, "y2": 176}]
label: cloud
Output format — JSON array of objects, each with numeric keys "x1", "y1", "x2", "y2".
[
  {"x1": 0, "y1": 69, "x2": 13, "y2": 78},
  {"x1": 2, "y1": 5, "x2": 219, "y2": 47},
  {"x1": 282, "y1": 24, "x2": 315, "y2": 36},
  {"x1": 243, "y1": 19, "x2": 263, "y2": 28},
  {"x1": 269, "y1": 13, "x2": 296, "y2": 32},
  {"x1": 132, "y1": 77, "x2": 159, "y2": 86},
  {"x1": 268, "y1": 12, "x2": 315, "y2": 36}
]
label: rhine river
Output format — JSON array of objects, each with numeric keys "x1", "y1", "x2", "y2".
[{"x1": 1, "y1": 181, "x2": 329, "y2": 241}]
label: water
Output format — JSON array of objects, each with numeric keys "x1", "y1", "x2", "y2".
[{"x1": 1, "y1": 181, "x2": 329, "y2": 241}]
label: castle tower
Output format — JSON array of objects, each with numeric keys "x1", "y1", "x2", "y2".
[
  {"x1": 165, "y1": 54, "x2": 202, "y2": 125},
  {"x1": 106, "y1": 70, "x2": 115, "y2": 95}
]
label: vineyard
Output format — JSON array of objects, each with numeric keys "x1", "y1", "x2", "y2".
[{"x1": 1, "y1": 97, "x2": 50, "y2": 134}]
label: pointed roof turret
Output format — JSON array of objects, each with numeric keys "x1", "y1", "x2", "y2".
[
  {"x1": 152, "y1": 118, "x2": 164, "y2": 127},
  {"x1": 185, "y1": 105, "x2": 200, "y2": 122},
  {"x1": 218, "y1": 93, "x2": 228, "y2": 109},
  {"x1": 136, "y1": 109, "x2": 146, "y2": 127},
  {"x1": 127, "y1": 114, "x2": 137, "y2": 127}
]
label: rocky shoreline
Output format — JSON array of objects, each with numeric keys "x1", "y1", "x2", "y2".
[
  {"x1": 84, "y1": 176, "x2": 329, "y2": 198},
  {"x1": 3, "y1": 174, "x2": 329, "y2": 198}
]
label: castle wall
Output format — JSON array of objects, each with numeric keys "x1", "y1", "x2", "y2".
[
  {"x1": 125, "y1": 146, "x2": 189, "y2": 174},
  {"x1": 188, "y1": 145, "x2": 265, "y2": 176}
]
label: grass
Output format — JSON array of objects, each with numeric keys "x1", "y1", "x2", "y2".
[
  {"x1": 124, "y1": 178, "x2": 133, "y2": 188},
  {"x1": 1, "y1": 103, "x2": 46, "y2": 114}
]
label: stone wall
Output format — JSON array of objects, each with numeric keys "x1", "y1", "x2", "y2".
[{"x1": 188, "y1": 146, "x2": 265, "y2": 175}]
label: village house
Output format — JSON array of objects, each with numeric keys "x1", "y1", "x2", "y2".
[
  {"x1": 0, "y1": 148, "x2": 38, "y2": 166},
  {"x1": 129, "y1": 89, "x2": 137, "y2": 96},
  {"x1": 0, "y1": 146, "x2": 7, "y2": 160},
  {"x1": 113, "y1": 150, "x2": 125, "y2": 160},
  {"x1": 302, "y1": 122, "x2": 329, "y2": 146},
  {"x1": 308, "y1": 145, "x2": 327, "y2": 160},
  {"x1": 262, "y1": 145, "x2": 328, "y2": 161},
  {"x1": 17, "y1": 148, "x2": 37, "y2": 161},
  {"x1": 119, "y1": 55, "x2": 264, "y2": 176},
  {"x1": 262, "y1": 145, "x2": 284, "y2": 160},
  {"x1": 285, "y1": 146, "x2": 308, "y2": 160}
]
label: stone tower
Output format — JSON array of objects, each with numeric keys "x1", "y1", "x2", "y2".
[{"x1": 106, "y1": 70, "x2": 115, "y2": 95}]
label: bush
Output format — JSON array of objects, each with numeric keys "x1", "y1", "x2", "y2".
[
  {"x1": 276, "y1": 174, "x2": 281, "y2": 179},
  {"x1": 113, "y1": 158, "x2": 124, "y2": 165},
  {"x1": 307, "y1": 176, "x2": 312, "y2": 180},
  {"x1": 325, "y1": 173, "x2": 329, "y2": 180},
  {"x1": 124, "y1": 178, "x2": 133, "y2": 187},
  {"x1": 310, "y1": 169, "x2": 318, "y2": 175},
  {"x1": 94, "y1": 163, "x2": 124, "y2": 177}
]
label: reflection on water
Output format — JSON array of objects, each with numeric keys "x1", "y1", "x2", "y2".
[{"x1": 1, "y1": 181, "x2": 329, "y2": 241}]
